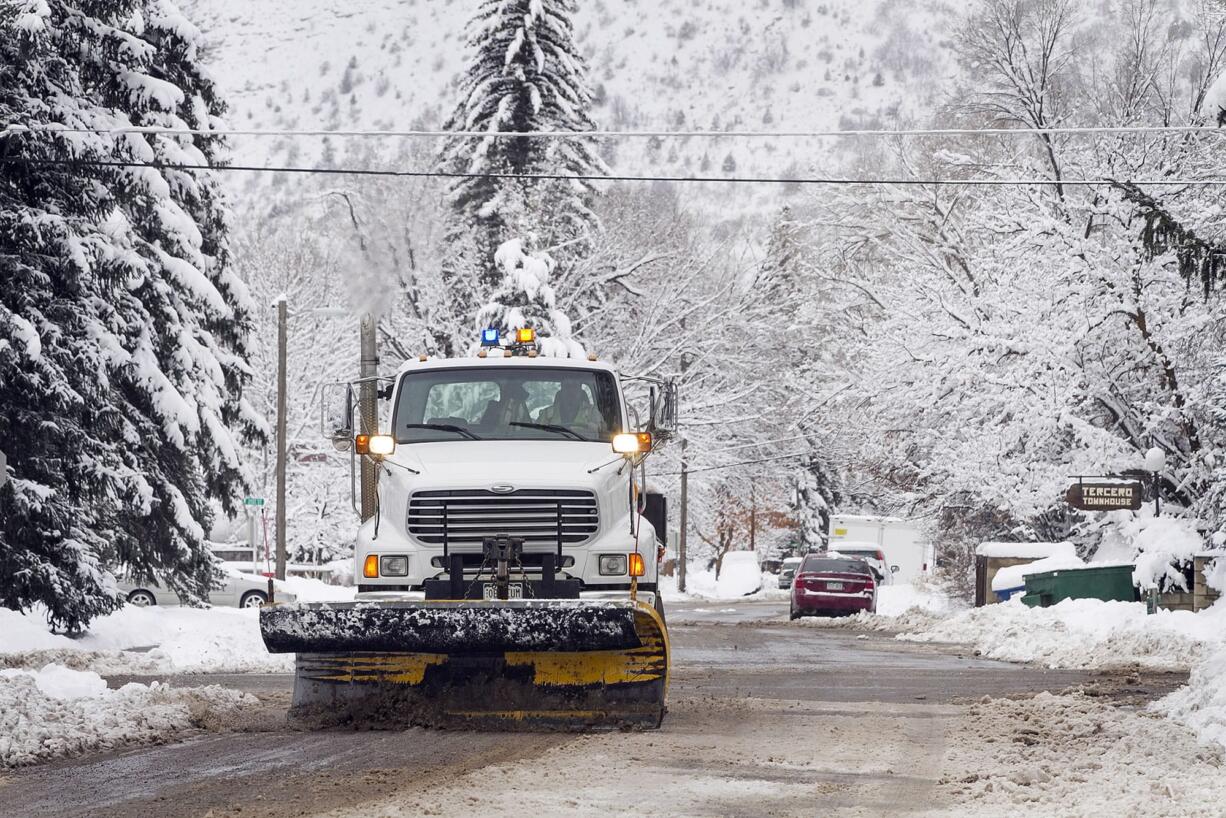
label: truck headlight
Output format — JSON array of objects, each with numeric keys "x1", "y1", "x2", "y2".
[
  {"x1": 598, "y1": 554, "x2": 627, "y2": 576},
  {"x1": 380, "y1": 555, "x2": 409, "y2": 577}
]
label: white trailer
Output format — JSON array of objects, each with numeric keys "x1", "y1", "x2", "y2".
[{"x1": 828, "y1": 514, "x2": 932, "y2": 583}]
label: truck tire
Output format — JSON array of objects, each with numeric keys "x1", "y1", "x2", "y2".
[{"x1": 654, "y1": 592, "x2": 666, "y2": 626}]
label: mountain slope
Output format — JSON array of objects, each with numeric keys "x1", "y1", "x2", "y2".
[{"x1": 187, "y1": 0, "x2": 957, "y2": 184}]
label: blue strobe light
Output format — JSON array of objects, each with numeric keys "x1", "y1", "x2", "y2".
[{"x1": 480, "y1": 328, "x2": 500, "y2": 346}]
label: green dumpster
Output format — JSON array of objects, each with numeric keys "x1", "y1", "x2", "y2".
[{"x1": 1021, "y1": 564, "x2": 1137, "y2": 608}]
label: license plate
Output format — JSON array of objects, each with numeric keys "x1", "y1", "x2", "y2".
[
  {"x1": 826, "y1": 581, "x2": 844, "y2": 591},
  {"x1": 483, "y1": 582, "x2": 523, "y2": 600}
]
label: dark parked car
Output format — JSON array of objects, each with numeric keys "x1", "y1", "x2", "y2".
[{"x1": 789, "y1": 555, "x2": 878, "y2": 619}]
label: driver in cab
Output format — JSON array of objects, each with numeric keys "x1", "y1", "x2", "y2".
[{"x1": 535, "y1": 381, "x2": 602, "y2": 440}]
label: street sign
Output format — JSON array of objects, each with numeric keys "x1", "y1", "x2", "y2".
[
  {"x1": 243, "y1": 496, "x2": 265, "y2": 507},
  {"x1": 1065, "y1": 481, "x2": 1143, "y2": 512}
]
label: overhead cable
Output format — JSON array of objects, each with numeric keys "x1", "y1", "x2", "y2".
[
  {"x1": 3, "y1": 156, "x2": 1223, "y2": 187},
  {"x1": 6, "y1": 124, "x2": 1226, "y2": 139},
  {"x1": 657, "y1": 451, "x2": 810, "y2": 475}
]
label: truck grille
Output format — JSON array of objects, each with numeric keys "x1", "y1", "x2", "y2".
[{"x1": 407, "y1": 489, "x2": 599, "y2": 548}]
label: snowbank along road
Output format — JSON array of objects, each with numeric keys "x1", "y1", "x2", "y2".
[{"x1": 3, "y1": 600, "x2": 1220, "y2": 818}]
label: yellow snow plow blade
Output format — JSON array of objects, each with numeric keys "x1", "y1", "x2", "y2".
[{"x1": 259, "y1": 599, "x2": 669, "y2": 730}]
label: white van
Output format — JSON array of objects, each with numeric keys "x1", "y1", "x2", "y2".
[{"x1": 828, "y1": 515, "x2": 932, "y2": 584}]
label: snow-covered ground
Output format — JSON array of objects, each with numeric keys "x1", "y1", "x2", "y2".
[
  {"x1": 0, "y1": 664, "x2": 256, "y2": 767},
  {"x1": 0, "y1": 579, "x2": 355, "y2": 767},
  {"x1": 896, "y1": 597, "x2": 1226, "y2": 671},
  {"x1": 1, "y1": 577, "x2": 354, "y2": 675},
  {"x1": 937, "y1": 691, "x2": 1226, "y2": 817},
  {"x1": 829, "y1": 591, "x2": 1226, "y2": 756}
]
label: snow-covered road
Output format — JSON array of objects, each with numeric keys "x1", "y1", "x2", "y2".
[{"x1": 5, "y1": 599, "x2": 1222, "y2": 817}]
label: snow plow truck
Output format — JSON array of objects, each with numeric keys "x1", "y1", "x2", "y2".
[{"x1": 259, "y1": 327, "x2": 677, "y2": 730}]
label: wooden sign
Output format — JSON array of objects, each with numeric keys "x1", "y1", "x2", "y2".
[{"x1": 1065, "y1": 481, "x2": 1143, "y2": 512}]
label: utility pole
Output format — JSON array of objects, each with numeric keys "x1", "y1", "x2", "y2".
[
  {"x1": 274, "y1": 298, "x2": 288, "y2": 581},
  {"x1": 678, "y1": 436, "x2": 689, "y2": 594},
  {"x1": 749, "y1": 483, "x2": 757, "y2": 551},
  {"x1": 676, "y1": 326, "x2": 690, "y2": 594},
  {"x1": 359, "y1": 313, "x2": 379, "y2": 522}
]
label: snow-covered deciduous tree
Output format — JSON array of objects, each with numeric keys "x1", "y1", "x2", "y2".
[
  {"x1": 789, "y1": 0, "x2": 1226, "y2": 579},
  {"x1": 436, "y1": 0, "x2": 606, "y2": 355},
  {"x1": 0, "y1": 0, "x2": 260, "y2": 630}
]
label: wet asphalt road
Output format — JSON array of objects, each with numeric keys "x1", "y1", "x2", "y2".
[{"x1": 0, "y1": 600, "x2": 1163, "y2": 818}]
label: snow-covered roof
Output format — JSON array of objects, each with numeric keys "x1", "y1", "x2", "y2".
[
  {"x1": 991, "y1": 554, "x2": 1085, "y2": 592},
  {"x1": 976, "y1": 541, "x2": 1077, "y2": 559},
  {"x1": 396, "y1": 354, "x2": 619, "y2": 377},
  {"x1": 832, "y1": 514, "x2": 909, "y2": 524}
]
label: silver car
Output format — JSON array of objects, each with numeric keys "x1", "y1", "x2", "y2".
[
  {"x1": 778, "y1": 557, "x2": 803, "y2": 589},
  {"x1": 118, "y1": 567, "x2": 298, "y2": 609}
]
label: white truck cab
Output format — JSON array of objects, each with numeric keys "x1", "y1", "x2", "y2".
[{"x1": 333, "y1": 330, "x2": 675, "y2": 605}]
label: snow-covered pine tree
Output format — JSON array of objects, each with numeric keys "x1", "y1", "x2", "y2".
[
  {"x1": 756, "y1": 206, "x2": 809, "y2": 348},
  {"x1": 435, "y1": 0, "x2": 605, "y2": 356},
  {"x1": 793, "y1": 441, "x2": 841, "y2": 552},
  {"x1": 476, "y1": 238, "x2": 586, "y2": 357},
  {"x1": 0, "y1": 0, "x2": 260, "y2": 630}
]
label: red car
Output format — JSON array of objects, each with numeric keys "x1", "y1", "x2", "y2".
[{"x1": 789, "y1": 555, "x2": 878, "y2": 619}]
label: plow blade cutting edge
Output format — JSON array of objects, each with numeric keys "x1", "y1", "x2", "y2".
[{"x1": 259, "y1": 599, "x2": 669, "y2": 730}]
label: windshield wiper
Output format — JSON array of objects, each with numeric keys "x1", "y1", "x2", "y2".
[
  {"x1": 509, "y1": 421, "x2": 587, "y2": 441},
  {"x1": 401, "y1": 423, "x2": 481, "y2": 440}
]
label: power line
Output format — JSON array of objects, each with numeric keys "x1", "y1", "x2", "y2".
[
  {"x1": 658, "y1": 451, "x2": 809, "y2": 475},
  {"x1": 3, "y1": 155, "x2": 1225, "y2": 187},
  {"x1": 6, "y1": 124, "x2": 1226, "y2": 139},
  {"x1": 707, "y1": 433, "x2": 815, "y2": 453}
]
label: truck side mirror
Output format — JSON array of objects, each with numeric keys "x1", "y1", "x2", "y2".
[
  {"x1": 323, "y1": 383, "x2": 354, "y2": 452},
  {"x1": 649, "y1": 381, "x2": 679, "y2": 437}
]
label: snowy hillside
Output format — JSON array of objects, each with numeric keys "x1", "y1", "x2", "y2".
[{"x1": 186, "y1": 0, "x2": 956, "y2": 190}]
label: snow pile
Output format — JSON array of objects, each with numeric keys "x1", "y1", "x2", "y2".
[
  {"x1": 659, "y1": 566, "x2": 789, "y2": 602},
  {"x1": 279, "y1": 574, "x2": 357, "y2": 603},
  {"x1": 714, "y1": 552, "x2": 763, "y2": 597},
  {"x1": 874, "y1": 582, "x2": 953, "y2": 617},
  {"x1": 0, "y1": 664, "x2": 256, "y2": 768},
  {"x1": 0, "y1": 605, "x2": 291, "y2": 675},
  {"x1": 1154, "y1": 644, "x2": 1226, "y2": 751},
  {"x1": 0, "y1": 664, "x2": 108, "y2": 700},
  {"x1": 898, "y1": 597, "x2": 1226, "y2": 671}
]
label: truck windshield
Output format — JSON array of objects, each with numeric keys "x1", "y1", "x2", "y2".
[{"x1": 393, "y1": 367, "x2": 622, "y2": 443}]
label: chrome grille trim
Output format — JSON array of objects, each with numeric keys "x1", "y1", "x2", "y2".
[{"x1": 407, "y1": 489, "x2": 599, "y2": 548}]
